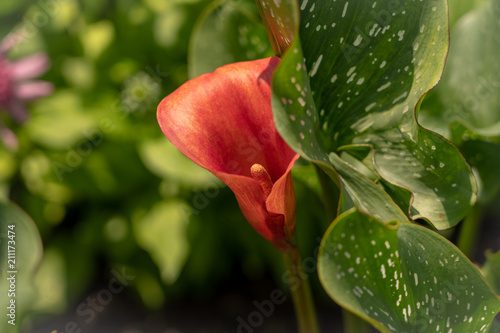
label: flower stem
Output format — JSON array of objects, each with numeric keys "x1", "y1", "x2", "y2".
[{"x1": 283, "y1": 249, "x2": 320, "y2": 333}]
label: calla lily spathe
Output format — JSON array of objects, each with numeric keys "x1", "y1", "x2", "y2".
[{"x1": 157, "y1": 57, "x2": 299, "y2": 251}]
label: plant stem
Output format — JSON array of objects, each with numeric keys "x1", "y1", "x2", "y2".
[
  {"x1": 457, "y1": 204, "x2": 483, "y2": 257},
  {"x1": 314, "y1": 165, "x2": 371, "y2": 333},
  {"x1": 343, "y1": 310, "x2": 372, "y2": 333},
  {"x1": 314, "y1": 165, "x2": 339, "y2": 223},
  {"x1": 283, "y1": 249, "x2": 320, "y2": 333}
]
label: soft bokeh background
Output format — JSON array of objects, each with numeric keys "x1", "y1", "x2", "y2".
[
  {"x1": 0, "y1": 0, "x2": 499, "y2": 332},
  {"x1": 0, "y1": 1, "x2": 333, "y2": 332}
]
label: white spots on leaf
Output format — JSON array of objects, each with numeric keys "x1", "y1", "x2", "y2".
[
  {"x1": 300, "y1": 0, "x2": 308, "y2": 11},
  {"x1": 342, "y1": 2, "x2": 349, "y2": 17},
  {"x1": 298, "y1": 97, "x2": 306, "y2": 107},
  {"x1": 397, "y1": 293, "x2": 402, "y2": 306},
  {"x1": 381, "y1": 264, "x2": 386, "y2": 278},
  {"x1": 352, "y1": 285, "x2": 363, "y2": 298},
  {"x1": 354, "y1": 35, "x2": 363, "y2": 46},
  {"x1": 331, "y1": 74, "x2": 338, "y2": 83},
  {"x1": 365, "y1": 102, "x2": 377, "y2": 112},
  {"x1": 347, "y1": 73, "x2": 357, "y2": 84},
  {"x1": 380, "y1": 60, "x2": 387, "y2": 68},
  {"x1": 310, "y1": 54, "x2": 323, "y2": 77},
  {"x1": 369, "y1": 23, "x2": 379, "y2": 36},
  {"x1": 347, "y1": 66, "x2": 357, "y2": 76},
  {"x1": 393, "y1": 91, "x2": 408, "y2": 104},
  {"x1": 357, "y1": 77, "x2": 365, "y2": 85},
  {"x1": 377, "y1": 82, "x2": 392, "y2": 92},
  {"x1": 398, "y1": 30, "x2": 405, "y2": 41},
  {"x1": 364, "y1": 287, "x2": 374, "y2": 296}
]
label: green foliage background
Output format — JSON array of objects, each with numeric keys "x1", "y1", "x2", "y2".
[
  {"x1": 0, "y1": 0, "x2": 314, "y2": 328},
  {"x1": 0, "y1": 0, "x2": 499, "y2": 331}
]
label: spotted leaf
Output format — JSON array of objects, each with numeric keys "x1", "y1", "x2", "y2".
[
  {"x1": 271, "y1": 0, "x2": 476, "y2": 229},
  {"x1": 329, "y1": 152, "x2": 409, "y2": 223},
  {"x1": 318, "y1": 208, "x2": 500, "y2": 333}
]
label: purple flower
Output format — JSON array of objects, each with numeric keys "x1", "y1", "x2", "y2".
[{"x1": 0, "y1": 33, "x2": 53, "y2": 149}]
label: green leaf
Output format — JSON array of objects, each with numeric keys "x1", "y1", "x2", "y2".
[
  {"x1": 329, "y1": 152, "x2": 408, "y2": 224},
  {"x1": 434, "y1": 0, "x2": 500, "y2": 137},
  {"x1": 188, "y1": 0, "x2": 273, "y2": 78},
  {"x1": 0, "y1": 201, "x2": 43, "y2": 332},
  {"x1": 482, "y1": 250, "x2": 500, "y2": 295},
  {"x1": 318, "y1": 208, "x2": 500, "y2": 333},
  {"x1": 139, "y1": 138, "x2": 222, "y2": 188},
  {"x1": 460, "y1": 139, "x2": 500, "y2": 204},
  {"x1": 25, "y1": 90, "x2": 96, "y2": 149},
  {"x1": 491, "y1": 320, "x2": 500, "y2": 333},
  {"x1": 440, "y1": 123, "x2": 500, "y2": 205},
  {"x1": 420, "y1": 0, "x2": 500, "y2": 206},
  {"x1": 272, "y1": 0, "x2": 477, "y2": 229},
  {"x1": 133, "y1": 200, "x2": 191, "y2": 285},
  {"x1": 448, "y1": 0, "x2": 486, "y2": 29}
]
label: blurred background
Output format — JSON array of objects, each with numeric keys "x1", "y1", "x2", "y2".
[
  {"x1": 0, "y1": 0, "x2": 498, "y2": 332},
  {"x1": 0, "y1": 0, "x2": 334, "y2": 332}
]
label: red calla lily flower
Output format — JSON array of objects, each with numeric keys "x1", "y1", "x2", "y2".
[{"x1": 157, "y1": 57, "x2": 299, "y2": 251}]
